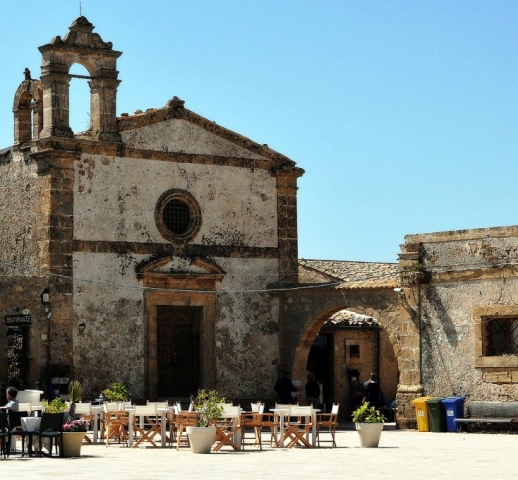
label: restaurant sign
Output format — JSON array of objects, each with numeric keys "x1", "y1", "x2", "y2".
[{"x1": 4, "y1": 314, "x2": 32, "y2": 326}]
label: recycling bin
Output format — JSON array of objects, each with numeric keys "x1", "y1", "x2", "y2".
[
  {"x1": 442, "y1": 397, "x2": 466, "y2": 432},
  {"x1": 425, "y1": 397, "x2": 446, "y2": 432},
  {"x1": 412, "y1": 396, "x2": 432, "y2": 432}
]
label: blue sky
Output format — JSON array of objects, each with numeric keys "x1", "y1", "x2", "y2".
[{"x1": 2, "y1": 1, "x2": 518, "y2": 263}]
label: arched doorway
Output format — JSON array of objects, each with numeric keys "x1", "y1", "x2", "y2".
[{"x1": 295, "y1": 309, "x2": 399, "y2": 421}]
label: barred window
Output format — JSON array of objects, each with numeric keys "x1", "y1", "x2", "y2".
[
  {"x1": 155, "y1": 189, "x2": 201, "y2": 245},
  {"x1": 163, "y1": 199, "x2": 190, "y2": 235},
  {"x1": 485, "y1": 317, "x2": 518, "y2": 356}
]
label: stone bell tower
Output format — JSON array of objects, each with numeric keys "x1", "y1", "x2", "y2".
[{"x1": 37, "y1": 16, "x2": 122, "y2": 142}]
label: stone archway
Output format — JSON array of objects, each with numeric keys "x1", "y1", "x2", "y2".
[{"x1": 280, "y1": 285, "x2": 421, "y2": 427}]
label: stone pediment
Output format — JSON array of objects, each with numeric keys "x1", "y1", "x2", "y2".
[
  {"x1": 49, "y1": 16, "x2": 114, "y2": 50},
  {"x1": 119, "y1": 97, "x2": 299, "y2": 167},
  {"x1": 136, "y1": 255, "x2": 226, "y2": 277},
  {"x1": 136, "y1": 255, "x2": 226, "y2": 291}
]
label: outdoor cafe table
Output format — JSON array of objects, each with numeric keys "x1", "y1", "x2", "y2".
[
  {"x1": 127, "y1": 407, "x2": 169, "y2": 448},
  {"x1": 269, "y1": 408, "x2": 319, "y2": 448},
  {"x1": 20, "y1": 416, "x2": 50, "y2": 455}
]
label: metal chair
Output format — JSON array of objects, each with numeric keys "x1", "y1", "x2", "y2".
[{"x1": 33, "y1": 412, "x2": 64, "y2": 457}]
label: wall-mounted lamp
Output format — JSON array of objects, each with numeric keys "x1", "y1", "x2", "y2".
[
  {"x1": 41, "y1": 288, "x2": 50, "y2": 305},
  {"x1": 78, "y1": 323, "x2": 86, "y2": 333}
]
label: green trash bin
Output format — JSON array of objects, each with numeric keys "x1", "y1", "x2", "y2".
[{"x1": 425, "y1": 397, "x2": 447, "y2": 432}]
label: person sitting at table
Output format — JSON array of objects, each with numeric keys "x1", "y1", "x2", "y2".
[{"x1": 1, "y1": 386, "x2": 19, "y2": 411}]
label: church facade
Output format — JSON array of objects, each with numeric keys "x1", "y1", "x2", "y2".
[{"x1": 0, "y1": 17, "x2": 303, "y2": 403}]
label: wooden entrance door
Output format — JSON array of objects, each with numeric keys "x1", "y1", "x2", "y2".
[{"x1": 157, "y1": 306, "x2": 201, "y2": 397}]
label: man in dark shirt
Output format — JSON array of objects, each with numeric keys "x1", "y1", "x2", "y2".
[
  {"x1": 362, "y1": 373, "x2": 380, "y2": 407},
  {"x1": 274, "y1": 372, "x2": 298, "y2": 404}
]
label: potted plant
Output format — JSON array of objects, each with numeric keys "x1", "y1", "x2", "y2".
[
  {"x1": 102, "y1": 381, "x2": 129, "y2": 404},
  {"x1": 62, "y1": 418, "x2": 89, "y2": 457},
  {"x1": 68, "y1": 380, "x2": 84, "y2": 419},
  {"x1": 42, "y1": 397, "x2": 68, "y2": 414},
  {"x1": 351, "y1": 402, "x2": 386, "y2": 447},
  {"x1": 186, "y1": 389, "x2": 226, "y2": 453}
]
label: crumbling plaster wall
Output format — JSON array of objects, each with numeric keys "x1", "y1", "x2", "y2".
[
  {"x1": 75, "y1": 154, "x2": 277, "y2": 247},
  {"x1": 120, "y1": 118, "x2": 267, "y2": 160},
  {"x1": 73, "y1": 253, "x2": 279, "y2": 400},
  {"x1": 213, "y1": 257, "x2": 279, "y2": 400},
  {"x1": 73, "y1": 148, "x2": 280, "y2": 399}
]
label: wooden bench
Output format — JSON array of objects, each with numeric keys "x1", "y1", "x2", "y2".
[{"x1": 455, "y1": 401, "x2": 518, "y2": 432}]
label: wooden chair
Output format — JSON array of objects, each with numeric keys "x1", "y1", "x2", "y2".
[
  {"x1": 132, "y1": 404, "x2": 161, "y2": 448},
  {"x1": 102, "y1": 403, "x2": 128, "y2": 446},
  {"x1": 74, "y1": 403, "x2": 93, "y2": 444},
  {"x1": 241, "y1": 403, "x2": 264, "y2": 450},
  {"x1": 33, "y1": 412, "x2": 64, "y2": 457},
  {"x1": 316, "y1": 403, "x2": 339, "y2": 447},
  {"x1": 213, "y1": 406, "x2": 241, "y2": 451},
  {"x1": 283, "y1": 405, "x2": 314, "y2": 448},
  {"x1": 175, "y1": 411, "x2": 198, "y2": 450}
]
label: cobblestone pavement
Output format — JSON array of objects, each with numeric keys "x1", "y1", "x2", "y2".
[{"x1": 2, "y1": 426, "x2": 516, "y2": 479}]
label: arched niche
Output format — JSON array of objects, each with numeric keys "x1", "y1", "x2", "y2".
[{"x1": 12, "y1": 76, "x2": 43, "y2": 145}]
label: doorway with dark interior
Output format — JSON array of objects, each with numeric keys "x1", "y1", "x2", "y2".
[{"x1": 157, "y1": 306, "x2": 201, "y2": 399}]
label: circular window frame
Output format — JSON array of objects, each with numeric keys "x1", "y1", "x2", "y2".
[{"x1": 155, "y1": 189, "x2": 202, "y2": 245}]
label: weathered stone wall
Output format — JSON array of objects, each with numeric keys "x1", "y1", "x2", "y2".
[
  {"x1": 405, "y1": 226, "x2": 518, "y2": 407},
  {"x1": 72, "y1": 252, "x2": 279, "y2": 401},
  {"x1": 420, "y1": 278, "x2": 518, "y2": 400},
  {"x1": 75, "y1": 153, "x2": 278, "y2": 248},
  {"x1": 0, "y1": 149, "x2": 49, "y2": 276}
]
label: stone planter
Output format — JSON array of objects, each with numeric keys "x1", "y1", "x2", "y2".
[
  {"x1": 355, "y1": 422, "x2": 383, "y2": 448},
  {"x1": 62, "y1": 431, "x2": 86, "y2": 457},
  {"x1": 185, "y1": 426, "x2": 216, "y2": 454}
]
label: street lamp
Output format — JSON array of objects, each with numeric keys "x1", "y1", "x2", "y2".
[{"x1": 41, "y1": 288, "x2": 50, "y2": 305}]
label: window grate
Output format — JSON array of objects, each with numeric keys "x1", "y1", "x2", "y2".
[
  {"x1": 163, "y1": 199, "x2": 190, "y2": 235},
  {"x1": 486, "y1": 318, "x2": 518, "y2": 356}
]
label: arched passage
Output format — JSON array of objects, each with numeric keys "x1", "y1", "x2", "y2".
[
  {"x1": 291, "y1": 305, "x2": 399, "y2": 419},
  {"x1": 280, "y1": 283, "x2": 419, "y2": 426}
]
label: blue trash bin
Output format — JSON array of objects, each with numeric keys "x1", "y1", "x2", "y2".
[{"x1": 442, "y1": 397, "x2": 465, "y2": 432}]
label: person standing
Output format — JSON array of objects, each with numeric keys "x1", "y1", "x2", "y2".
[
  {"x1": 274, "y1": 371, "x2": 298, "y2": 404},
  {"x1": 305, "y1": 373, "x2": 320, "y2": 407},
  {"x1": 362, "y1": 373, "x2": 380, "y2": 408}
]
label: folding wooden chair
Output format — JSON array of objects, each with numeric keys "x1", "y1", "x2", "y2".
[
  {"x1": 316, "y1": 403, "x2": 339, "y2": 447},
  {"x1": 213, "y1": 406, "x2": 241, "y2": 451},
  {"x1": 102, "y1": 403, "x2": 128, "y2": 446},
  {"x1": 132, "y1": 404, "x2": 161, "y2": 448},
  {"x1": 175, "y1": 411, "x2": 198, "y2": 450},
  {"x1": 283, "y1": 406, "x2": 314, "y2": 448},
  {"x1": 73, "y1": 403, "x2": 93, "y2": 444},
  {"x1": 241, "y1": 403, "x2": 264, "y2": 450}
]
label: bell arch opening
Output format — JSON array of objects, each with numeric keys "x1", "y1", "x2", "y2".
[{"x1": 69, "y1": 63, "x2": 92, "y2": 135}]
